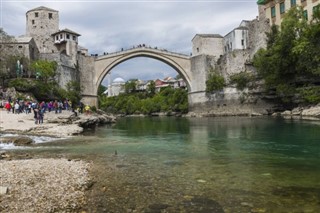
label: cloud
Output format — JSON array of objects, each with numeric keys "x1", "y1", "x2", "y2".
[{"x1": 1, "y1": 0, "x2": 259, "y2": 83}]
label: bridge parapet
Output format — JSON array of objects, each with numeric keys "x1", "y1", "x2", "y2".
[{"x1": 95, "y1": 46, "x2": 190, "y2": 60}]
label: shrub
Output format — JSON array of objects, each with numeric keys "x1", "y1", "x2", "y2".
[
  {"x1": 8, "y1": 78, "x2": 35, "y2": 91},
  {"x1": 205, "y1": 68, "x2": 225, "y2": 93},
  {"x1": 298, "y1": 86, "x2": 320, "y2": 104},
  {"x1": 229, "y1": 72, "x2": 255, "y2": 90}
]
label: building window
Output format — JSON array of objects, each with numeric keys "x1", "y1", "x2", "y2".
[
  {"x1": 291, "y1": 0, "x2": 296, "y2": 7},
  {"x1": 35, "y1": 12, "x2": 38, "y2": 17},
  {"x1": 196, "y1": 47, "x2": 199, "y2": 52},
  {"x1": 271, "y1": 6, "x2": 276, "y2": 18},
  {"x1": 56, "y1": 35, "x2": 59, "y2": 40},
  {"x1": 280, "y1": 2, "x2": 285, "y2": 14},
  {"x1": 241, "y1": 39, "x2": 244, "y2": 46},
  {"x1": 49, "y1": 13, "x2": 52, "y2": 19},
  {"x1": 66, "y1": 34, "x2": 70, "y2": 39},
  {"x1": 32, "y1": 20, "x2": 35, "y2": 24},
  {"x1": 60, "y1": 34, "x2": 63, "y2": 39},
  {"x1": 18, "y1": 46, "x2": 23, "y2": 49},
  {"x1": 303, "y1": 10, "x2": 308, "y2": 20}
]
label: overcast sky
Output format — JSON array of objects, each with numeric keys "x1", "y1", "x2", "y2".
[{"x1": 1, "y1": 0, "x2": 259, "y2": 86}]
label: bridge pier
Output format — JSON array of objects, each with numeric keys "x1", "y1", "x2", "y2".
[{"x1": 81, "y1": 95, "x2": 98, "y2": 108}]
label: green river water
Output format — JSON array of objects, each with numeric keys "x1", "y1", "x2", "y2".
[{"x1": 12, "y1": 116, "x2": 320, "y2": 212}]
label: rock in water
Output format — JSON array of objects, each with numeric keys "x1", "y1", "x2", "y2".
[{"x1": 0, "y1": 136, "x2": 33, "y2": 146}]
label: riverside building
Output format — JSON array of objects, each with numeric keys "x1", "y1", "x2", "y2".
[{"x1": 257, "y1": 0, "x2": 320, "y2": 26}]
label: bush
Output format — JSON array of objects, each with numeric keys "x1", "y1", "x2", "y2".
[
  {"x1": 99, "y1": 87, "x2": 188, "y2": 115},
  {"x1": 298, "y1": 86, "x2": 320, "y2": 104},
  {"x1": 8, "y1": 78, "x2": 35, "y2": 91},
  {"x1": 205, "y1": 72, "x2": 225, "y2": 93},
  {"x1": 229, "y1": 72, "x2": 255, "y2": 90},
  {"x1": 91, "y1": 106, "x2": 97, "y2": 112}
]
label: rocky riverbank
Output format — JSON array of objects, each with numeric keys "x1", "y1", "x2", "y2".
[
  {"x1": 272, "y1": 105, "x2": 320, "y2": 120},
  {"x1": 0, "y1": 109, "x2": 116, "y2": 212},
  {"x1": 0, "y1": 109, "x2": 116, "y2": 138}
]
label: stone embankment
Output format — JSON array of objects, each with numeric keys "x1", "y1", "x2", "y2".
[{"x1": 273, "y1": 105, "x2": 320, "y2": 120}]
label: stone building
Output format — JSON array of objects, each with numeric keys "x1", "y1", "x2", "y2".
[
  {"x1": 107, "y1": 77, "x2": 125, "y2": 97},
  {"x1": 0, "y1": 6, "x2": 84, "y2": 89},
  {"x1": 224, "y1": 21, "x2": 250, "y2": 53},
  {"x1": 191, "y1": 34, "x2": 224, "y2": 59},
  {"x1": 26, "y1": 6, "x2": 59, "y2": 54},
  {"x1": 0, "y1": 37, "x2": 39, "y2": 61},
  {"x1": 257, "y1": 0, "x2": 320, "y2": 26}
]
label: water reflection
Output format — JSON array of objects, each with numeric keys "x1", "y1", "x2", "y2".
[{"x1": 16, "y1": 116, "x2": 320, "y2": 212}]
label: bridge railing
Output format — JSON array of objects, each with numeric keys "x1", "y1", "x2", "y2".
[{"x1": 93, "y1": 45, "x2": 190, "y2": 59}]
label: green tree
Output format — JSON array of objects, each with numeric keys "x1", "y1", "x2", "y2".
[
  {"x1": 146, "y1": 80, "x2": 156, "y2": 96},
  {"x1": 65, "y1": 81, "x2": 82, "y2": 107},
  {"x1": 125, "y1": 80, "x2": 137, "y2": 93},
  {"x1": 253, "y1": 7, "x2": 320, "y2": 103},
  {"x1": 98, "y1": 85, "x2": 107, "y2": 96},
  {"x1": 30, "y1": 60, "x2": 57, "y2": 83}
]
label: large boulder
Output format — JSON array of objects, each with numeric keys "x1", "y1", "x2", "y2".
[{"x1": 301, "y1": 106, "x2": 320, "y2": 118}]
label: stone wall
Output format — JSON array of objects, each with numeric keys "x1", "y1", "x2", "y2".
[
  {"x1": 189, "y1": 87, "x2": 274, "y2": 115},
  {"x1": 78, "y1": 55, "x2": 96, "y2": 106},
  {"x1": 190, "y1": 54, "x2": 216, "y2": 93},
  {"x1": 188, "y1": 16, "x2": 273, "y2": 114},
  {"x1": 40, "y1": 53, "x2": 78, "y2": 89}
]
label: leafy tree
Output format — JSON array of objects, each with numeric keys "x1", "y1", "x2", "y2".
[
  {"x1": 98, "y1": 85, "x2": 107, "y2": 96},
  {"x1": 0, "y1": 28, "x2": 14, "y2": 41},
  {"x1": 253, "y1": 7, "x2": 320, "y2": 103},
  {"x1": 146, "y1": 80, "x2": 156, "y2": 96},
  {"x1": 65, "y1": 81, "x2": 82, "y2": 107},
  {"x1": 125, "y1": 80, "x2": 137, "y2": 93},
  {"x1": 99, "y1": 86, "x2": 188, "y2": 115},
  {"x1": 30, "y1": 60, "x2": 57, "y2": 83}
]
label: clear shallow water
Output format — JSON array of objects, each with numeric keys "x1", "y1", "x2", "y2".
[{"x1": 10, "y1": 117, "x2": 320, "y2": 212}]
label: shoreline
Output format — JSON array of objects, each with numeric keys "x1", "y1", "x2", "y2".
[
  {"x1": 0, "y1": 108, "x2": 116, "y2": 137},
  {"x1": 0, "y1": 108, "x2": 116, "y2": 212}
]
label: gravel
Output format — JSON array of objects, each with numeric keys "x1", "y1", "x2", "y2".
[{"x1": 0, "y1": 158, "x2": 91, "y2": 213}]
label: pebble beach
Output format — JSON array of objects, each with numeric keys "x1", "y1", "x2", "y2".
[{"x1": 0, "y1": 109, "x2": 96, "y2": 212}]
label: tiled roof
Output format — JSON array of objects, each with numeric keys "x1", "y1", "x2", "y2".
[{"x1": 27, "y1": 6, "x2": 58, "y2": 13}]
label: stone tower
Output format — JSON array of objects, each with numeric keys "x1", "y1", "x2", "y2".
[{"x1": 26, "y1": 6, "x2": 59, "y2": 54}]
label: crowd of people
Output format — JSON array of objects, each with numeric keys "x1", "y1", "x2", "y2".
[{"x1": 2, "y1": 99, "x2": 85, "y2": 124}]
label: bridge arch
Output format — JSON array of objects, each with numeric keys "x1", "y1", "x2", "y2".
[{"x1": 93, "y1": 47, "x2": 191, "y2": 95}]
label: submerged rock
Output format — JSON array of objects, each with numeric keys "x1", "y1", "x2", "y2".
[
  {"x1": 181, "y1": 196, "x2": 225, "y2": 213},
  {"x1": 0, "y1": 136, "x2": 33, "y2": 146}
]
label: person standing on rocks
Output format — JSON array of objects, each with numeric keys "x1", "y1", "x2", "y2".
[
  {"x1": 38, "y1": 107, "x2": 44, "y2": 124},
  {"x1": 14, "y1": 102, "x2": 20, "y2": 114},
  {"x1": 54, "y1": 100, "x2": 58, "y2": 114},
  {"x1": 33, "y1": 106, "x2": 39, "y2": 124},
  {"x1": 4, "y1": 101, "x2": 11, "y2": 113}
]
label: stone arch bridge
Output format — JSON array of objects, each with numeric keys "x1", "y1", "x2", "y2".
[{"x1": 80, "y1": 46, "x2": 211, "y2": 110}]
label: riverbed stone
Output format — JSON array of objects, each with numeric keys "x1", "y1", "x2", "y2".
[
  {"x1": 0, "y1": 186, "x2": 8, "y2": 195},
  {"x1": 0, "y1": 136, "x2": 33, "y2": 146}
]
